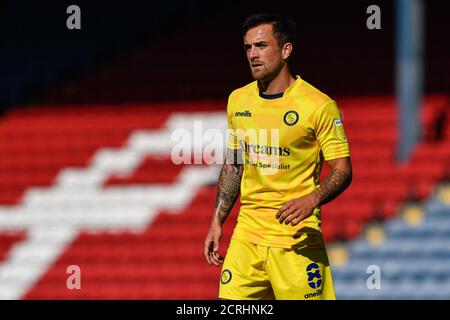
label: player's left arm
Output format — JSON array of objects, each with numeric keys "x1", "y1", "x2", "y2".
[
  {"x1": 314, "y1": 156, "x2": 352, "y2": 205},
  {"x1": 276, "y1": 156, "x2": 352, "y2": 226}
]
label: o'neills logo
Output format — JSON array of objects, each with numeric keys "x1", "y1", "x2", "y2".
[
  {"x1": 234, "y1": 110, "x2": 252, "y2": 117},
  {"x1": 241, "y1": 140, "x2": 290, "y2": 156},
  {"x1": 304, "y1": 289, "x2": 322, "y2": 299}
]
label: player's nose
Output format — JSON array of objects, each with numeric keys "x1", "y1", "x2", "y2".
[{"x1": 249, "y1": 46, "x2": 259, "y2": 59}]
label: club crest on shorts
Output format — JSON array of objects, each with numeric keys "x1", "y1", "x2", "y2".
[
  {"x1": 334, "y1": 119, "x2": 348, "y2": 142},
  {"x1": 283, "y1": 110, "x2": 299, "y2": 126},
  {"x1": 306, "y1": 263, "x2": 322, "y2": 289},
  {"x1": 221, "y1": 269, "x2": 232, "y2": 284}
]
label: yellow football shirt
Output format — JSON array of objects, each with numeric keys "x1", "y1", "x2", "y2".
[{"x1": 227, "y1": 75, "x2": 350, "y2": 248}]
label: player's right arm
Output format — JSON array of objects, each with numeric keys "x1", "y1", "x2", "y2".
[{"x1": 204, "y1": 148, "x2": 243, "y2": 266}]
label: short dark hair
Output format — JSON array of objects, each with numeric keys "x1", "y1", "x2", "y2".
[{"x1": 242, "y1": 13, "x2": 296, "y2": 47}]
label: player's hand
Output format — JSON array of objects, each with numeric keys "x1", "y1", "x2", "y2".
[
  {"x1": 275, "y1": 194, "x2": 320, "y2": 226},
  {"x1": 204, "y1": 218, "x2": 224, "y2": 267}
]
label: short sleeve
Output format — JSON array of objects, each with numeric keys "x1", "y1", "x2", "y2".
[{"x1": 315, "y1": 101, "x2": 350, "y2": 161}]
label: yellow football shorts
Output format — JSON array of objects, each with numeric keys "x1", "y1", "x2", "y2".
[{"x1": 218, "y1": 237, "x2": 336, "y2": 300}]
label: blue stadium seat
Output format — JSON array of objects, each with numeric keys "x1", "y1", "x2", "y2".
[{"x1": 332, "y1": 189, "x2": 450, "y2": 299}]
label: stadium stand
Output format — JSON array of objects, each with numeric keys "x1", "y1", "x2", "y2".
[
  {"x1": 332, "y1": 184, "x2": 450, "y2": 299},
  {"x1": 0, "y1": 94, "x2": 448, "y2": 299},
  {"x1": 1, "y1": 0, "x2": 449, "y2": 300}
]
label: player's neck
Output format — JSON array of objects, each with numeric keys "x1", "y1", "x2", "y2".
[{"x1": 258, "y1": 67, "x2": 296, "y2": 95}]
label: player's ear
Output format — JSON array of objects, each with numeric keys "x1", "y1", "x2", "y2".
[{"x1": 282, "y1": 42, "x2": 293, "y2": 60}]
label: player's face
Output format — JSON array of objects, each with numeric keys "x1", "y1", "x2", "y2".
[{"x1": 244, "y1": 23, "x2": 286, "y2": 81}]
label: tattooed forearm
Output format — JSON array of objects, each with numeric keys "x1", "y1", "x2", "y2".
[
  {"x1": 214, "y1": 150, "x2": 244, "y2": 224},
  {"x1": 214, "y1": 164, "x2": 243, "y2": 224},
  {"x1": 312, "y1": 168, "x2": 352, "y2": 206}
]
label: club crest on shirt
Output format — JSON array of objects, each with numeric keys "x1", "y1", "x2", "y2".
[
  {"x1": 283, "y1": 110, "x2": 299, "y2": 126},
  {"x1": 334, "y1": 119, "x2": 348, "y2": 142}
]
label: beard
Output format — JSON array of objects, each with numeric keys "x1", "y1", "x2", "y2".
[{"x1": 251, "y1": 61, "x2": 284, "y2": 89}]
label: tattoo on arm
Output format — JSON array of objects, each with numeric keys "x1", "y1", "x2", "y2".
[
  {"x1": 313, "y1": 168, "x2": 352, "y2": 206},
  {"x1": 214, "y1": 149, "x2": 243, "y2": 224}
]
